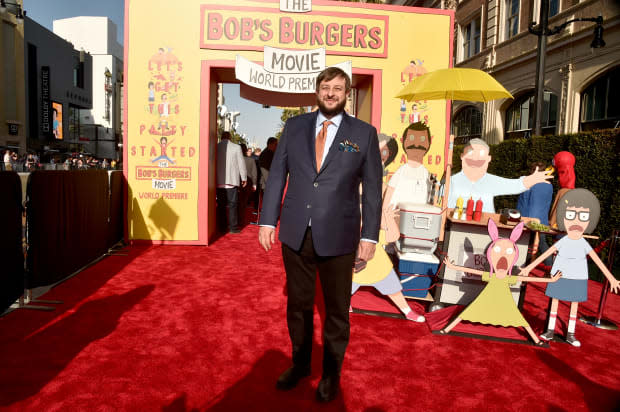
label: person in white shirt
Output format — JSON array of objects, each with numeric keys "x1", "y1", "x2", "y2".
[
  {"x1": 216, "y1": 131, "x2": 247, "y2": 233},
  {"x1": 3, "y1": 150, "x2": 12, "y2": 171}
]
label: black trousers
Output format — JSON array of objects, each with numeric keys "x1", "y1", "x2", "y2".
[
  {"x1": 281, "y1": 228, "x2": 355, "y2": 377},
  {"x1": 216, "y1": 187, "x2": 239, "y2": 232}
]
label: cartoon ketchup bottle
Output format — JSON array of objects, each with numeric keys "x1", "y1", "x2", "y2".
[
  {"x1": 474, "y1": 198, "x2": 483, "y2": 221},
  {"x1": 466, "y1": 197, "x2": 474, "y2": 221}
]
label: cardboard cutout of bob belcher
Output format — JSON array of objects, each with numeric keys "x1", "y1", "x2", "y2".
[
  {"x1": 448, "y1": 138, "x2": 552, "y2": 213},
  {"x1": 383, "y1": 121, "x2": 433, "y2": 210}
]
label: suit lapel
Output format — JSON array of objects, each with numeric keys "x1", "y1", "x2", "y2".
[
  {"x1": 319, "y1": 113, "x2": 350, "y2": 174},
  {"x1": 307, "y1": 111, "x2": 320, "y2": 172}
]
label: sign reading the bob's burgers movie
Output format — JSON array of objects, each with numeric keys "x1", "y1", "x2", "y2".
[
  {"x1": 200, "y1": 4, "x2": 387, "y2": 57},
  {"x1": 125, "y1": 0, "x2": 453, "y2": 244}
]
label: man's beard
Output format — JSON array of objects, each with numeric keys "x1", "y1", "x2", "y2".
[{"x1": 317, "y1": 97, "x2": 346, "y2": 117}]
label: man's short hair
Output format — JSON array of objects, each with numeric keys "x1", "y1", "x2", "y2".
[
  {"x1": 464, "y1": 138, "x2": 489, "y2": 152},
  {"x1": 221, "y1": 131, "x2": 231, "y2": 140},
  {"x1": 401, "y1": 121, "x2": 431, "y2": 153},
  {"x1": 267, "y1": 137, "x2": 277, "y2": 146},
  {"x1": 316, "y1": 67, "x2": 351, "y2": 92}
]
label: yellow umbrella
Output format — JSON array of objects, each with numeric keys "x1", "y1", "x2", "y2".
[{"x1": 396, "y1": 68, "x2": 513, "y2": 102}]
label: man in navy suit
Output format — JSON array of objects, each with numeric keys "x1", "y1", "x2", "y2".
[{"x1": 258, "y1": 67, "x2": 382, "y2": 402}]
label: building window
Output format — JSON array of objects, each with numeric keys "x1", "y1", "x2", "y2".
[
  {"x1": 462, "y1": 17, "x2": 481, "y2": 60},
  {"x1": 549, "y1": 0, "x2": 559, "y2": 17},
  {"x1": 453, "y1": 106, "x2": 482, "y2": 144},
  {"x1": 580, "y1": 67, "x2": 620, "y2": 131},
  {"x1": 73, "y1": 55, "x2": 84, "y2": 89},
  {"x1": 68, "y1": 105, "x2": 81, "y2": 141},
  {"x1": 505, "y1": 0, "x2": 520, "y2": 40},
  {"x1": 533, "y1": 0, "x2": 560, "y2": 21},
  {"x1": 505, "y1": 91, "x2": 558, "y2": 137}
]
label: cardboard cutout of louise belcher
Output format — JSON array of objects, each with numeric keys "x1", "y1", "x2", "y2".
[
  {"x1": 351, "y1": 207, "x2": 426, "y2": 322},
  {"x1": 441, "y1": 220, "x2": 562, "y2": 345},
  {"x1": 521, "y1": 189, "x2": 620, "y2": 347}
]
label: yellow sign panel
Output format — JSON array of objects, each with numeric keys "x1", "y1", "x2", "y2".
[{"x1": 124, "y1": 0, "x2": 454, "y2": 244}]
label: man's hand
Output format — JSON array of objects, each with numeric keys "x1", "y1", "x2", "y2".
[
  {"x1": 356, "y1": 240, "x2": 376, "y2": 262},
  {"x1": 241, "y1": 180, "x2": 247, "y2": 188},
  {"x1": 258, "y1": 226, "x2": 276, "y2": 252},
  {"x1": 523, "y1": 167, "x2": 553, "y2": 189}
]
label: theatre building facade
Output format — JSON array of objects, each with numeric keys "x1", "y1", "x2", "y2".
[
  {"x1": 391, "y1": 0, "x2": 620, "y2": 144},
  {"x1": 24, "y1": 17, "x2": 93, "y2": 153}
]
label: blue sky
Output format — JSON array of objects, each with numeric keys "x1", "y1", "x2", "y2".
[
  {"x1": 222, "y1": 84, "x2": 283, "y2": 149},
  {"x1": 24, "y1": 0, "x2": 125, "y2": 43},
  {"x1": 23, "y1": 0, "x2": 283, "y2": 148}
]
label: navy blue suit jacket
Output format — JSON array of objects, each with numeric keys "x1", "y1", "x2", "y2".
[{"x1": 259, "y1": 111, "x2": 382, "y2": 256}]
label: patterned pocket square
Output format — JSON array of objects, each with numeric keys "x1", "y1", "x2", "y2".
[{"x1": 339, "y1": 140, "x2": 360, "y2": 152}]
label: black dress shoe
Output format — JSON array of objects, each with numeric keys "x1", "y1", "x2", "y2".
[
  {"x1": 276, "y1": 365, "x2": 311, "y2": 391},
  {"x1": 316, "y1": 375, "x2": 340, "y2": 403}
]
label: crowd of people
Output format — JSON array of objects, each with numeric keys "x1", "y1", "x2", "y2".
[{"x1": 2, "y1": 149, "x2": 120, "y2": 172}]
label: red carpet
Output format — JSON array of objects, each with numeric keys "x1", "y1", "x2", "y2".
[{"x1": 1, "y1": 222, "x2": 619, "y2": 411}]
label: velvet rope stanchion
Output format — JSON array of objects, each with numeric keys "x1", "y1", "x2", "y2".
[
  {"x1": 580, "y1": 229, "x2": 619, "y2": 330},
  {"x1": 0, "y1": 172, "x2": 25, "y2": 314}
]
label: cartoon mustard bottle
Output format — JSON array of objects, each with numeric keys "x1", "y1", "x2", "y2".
[{"x1": 453, "y1": 196, "x2": 464, "y2": 219}]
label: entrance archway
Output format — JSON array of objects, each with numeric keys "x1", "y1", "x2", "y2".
[{"x1": 200, "y1": 62, "x2": 382, "y2": 243}]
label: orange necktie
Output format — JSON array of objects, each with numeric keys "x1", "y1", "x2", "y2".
[{"x1": 315, "y1": 120, "x2": 332, "y2": 171}]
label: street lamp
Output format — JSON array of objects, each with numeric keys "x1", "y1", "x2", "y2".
[
  {"x1": 0, "y1": 0, "x2": 26, "y2": 23},
  {"x1": 528, "y1": 0, "x2": 605, "y2": 136}
]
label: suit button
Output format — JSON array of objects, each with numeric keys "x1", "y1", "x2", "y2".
[
  {"x1": 313, "y1": 182, "x2": 318, "y2": 188},
  {"x1": 307, "y1": 204, "x2": 311, "y2": 209}
]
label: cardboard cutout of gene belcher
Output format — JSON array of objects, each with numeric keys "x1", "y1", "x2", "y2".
[{"x1": 447, "y1": 138, "x2": 553, "y2": 213}]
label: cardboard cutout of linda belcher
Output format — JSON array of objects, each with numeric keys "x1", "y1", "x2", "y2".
[
  {"x1": 441, "y1": 220, "x2": 561, "y2": 346},
  {"x1": 521, "y1": 189, "x2": 620, "y2": 347}
]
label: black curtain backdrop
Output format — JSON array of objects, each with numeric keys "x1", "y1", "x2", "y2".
[
  {"x1": 0, "y1": 172, "x2": 24, "y2": 312},
  {"x1": 108, "y1": 171, "x2": 124, "y2": 249},
  {"x1": 26, "y1": 170, "x2": 110, "y2": 288}
]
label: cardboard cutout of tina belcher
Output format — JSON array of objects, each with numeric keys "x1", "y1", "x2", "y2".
[
  {"x1": 448, "y1": 138, "x2": 553, "y2": 213},
  {"x1": 521, "y1": 189, "x2": 620, "y2": 347},
  {"x1": 441, "y1": 220, "x2": 562, "y2": 346},
  {"x1": 351, "y1": 206, "x2": 426, "y2": 322}
]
